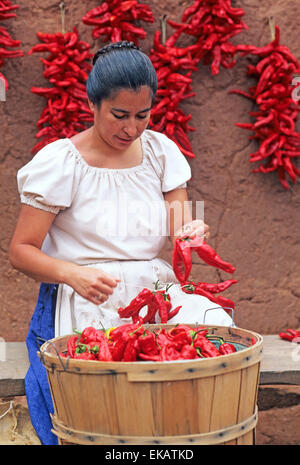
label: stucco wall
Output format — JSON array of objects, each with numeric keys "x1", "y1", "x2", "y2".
[{"x1": 1, "y1": 0, "x2": 299, "y2": 341}]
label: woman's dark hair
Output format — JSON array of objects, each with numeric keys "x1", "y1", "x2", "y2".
[{"x1": 87, "y1": 41, "x2": 158, "y2": 106}]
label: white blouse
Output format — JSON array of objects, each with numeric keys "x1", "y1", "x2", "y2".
[
  {"x1": 17, "y1": 129, "x2": 233, "y2": 333},
  {"x1": 17, "y1": 129, "x2": 192, "y2": 265}
]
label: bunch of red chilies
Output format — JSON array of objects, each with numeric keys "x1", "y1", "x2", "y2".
[
  {"x1": 167, "y1": 0, "x2": 248, "y2": 76},
  {"x1": 118, "y1": 281, "x2": 181, "y2": 325},
  {"x1": 173, "y1": 235, "x2": 237, "y2": 310},
  {"x1": 82, "y1": 0, "x2": 154, "y2": 44},
  {"x1": 231, "y1": 26, "x2": 300, "y2": 189},
  {"x1": 116, "y1": 237, "x2": 237, "y2": 327},
  {"x1": 28, "y1": 27, "x2": 94, "y2": 153},
  {"x1": 148, "y1": 0, "x2": 247, "y2": 157},
  {"x1": 61, "y1": 323, "x2": 237, "y2": 362},
  {"x1": 0, "y1": 0, "x2": 24, "y2": 91},
  {"x1": 148, "y1": 31, "x2": 198, "y2": 158}
]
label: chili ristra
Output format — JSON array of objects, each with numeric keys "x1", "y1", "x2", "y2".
[
  {"x1": 231, "y1": 25, "x2": 300, "y2": 189},
  {"x1": 167, "y1": 0, "x2": 248, "y2": 76},
  {"x1": 28, "y1": 27, "x2": 93, "y2": 153},
  {"x1": 82, "y1": 0, "x2": 154, "y2": 45},
  {"x1": 0, "y1": 1, "x2": 24, "y2": 90},
  {"x1": 172, "y1": 235, "x2": 237, "y2": 310}
]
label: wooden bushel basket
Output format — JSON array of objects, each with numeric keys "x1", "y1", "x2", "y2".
[{"x1": 38, "y1": 324, "x2": 263, "y2": 445}]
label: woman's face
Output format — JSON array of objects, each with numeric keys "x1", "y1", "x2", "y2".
[{"x1": 89, "y1": 85, "x2": 153, "y2": 151}]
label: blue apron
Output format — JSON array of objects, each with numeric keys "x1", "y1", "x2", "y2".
[{"x1": 25, "y1": 283, "x2": 58, "y2": 445}]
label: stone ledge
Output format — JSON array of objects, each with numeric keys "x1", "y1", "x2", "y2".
[{"x1": 1, "y1": 336, "x2": 300, "y2": 398}]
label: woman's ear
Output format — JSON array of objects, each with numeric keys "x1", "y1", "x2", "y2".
[{"x1": 88, "y1": 99, "x2": 95, "y2": 112}]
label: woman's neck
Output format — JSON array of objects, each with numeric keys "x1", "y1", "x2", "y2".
[{"x1": 70, "y1": 126, "x2": 143, "y2": 169}]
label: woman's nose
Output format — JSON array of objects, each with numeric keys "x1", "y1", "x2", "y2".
[{"x1": 123, "y1": 120, "x2": 138, "y2": 137}]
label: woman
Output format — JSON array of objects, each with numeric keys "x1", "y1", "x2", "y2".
[{"x1": 9, "y1": 41, "x2": 232, "y2": 445}]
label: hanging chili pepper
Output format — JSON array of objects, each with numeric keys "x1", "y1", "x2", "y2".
[
  {"x1": 167, "y1": 0, "x2": 248, "y2": 76},
  {"x1": 172, "y1": 236, "x2": 236, "y2": 283},
  {"x1": 82, "y1": 0, "x2": 154, "y2": 45},
  {"x1": 231, "y1": 25, "x2": 300, "y2": 189},
  {"x1": 118, "y1": 288, "x2": 154, "y2": 321},
  {"x1": 28, "y1": 26, "x2": 93, "y2": 153},
  {"x1": 0, "y1": 2, "x2": 24, "y2": 90}
]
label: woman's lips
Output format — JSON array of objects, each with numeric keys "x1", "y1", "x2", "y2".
[{"x1": 117, "y1": 136, "x2": 133, "y2": 144}]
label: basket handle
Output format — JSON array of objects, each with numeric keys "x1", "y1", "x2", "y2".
[
  {"x1": 36, "y1": 336, "x2": 69, "y2": 371},
  {"x1": 203, "y1": 306, "x2": 235, "y2": 327}
]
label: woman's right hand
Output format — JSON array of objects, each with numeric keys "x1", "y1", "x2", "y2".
[{"x1": 66, "y1": 265, "x2": 120, "y2": 305}]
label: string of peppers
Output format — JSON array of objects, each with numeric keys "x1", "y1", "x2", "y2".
[
  {"x1": 0, "y1": 0, "x2": 24, "y2": 92},
  {"x1": 231, "y1": 24, "x2": 300, "y2": 189},
  {"x1": 115, "y1": 236, "x2": 237, "y2": 326},
  {"x1": 172, "y1": 235, "x2": 237, "y2": 310},
  {"x1": 28, "y1": 26, "x2": 94, "y2": 153},
  {"x1": 82, "y1": 0, "x2": 154, "y2": 45},
  {"x1": 167, "y1": 0, "x2": 248, "y2": 76},
  {"x1": 148, "y1": 24, "x2": 198, "y2": 158},
  {"x1": 61, "y1": 322, "x2": 239, "y2": 362},
  {"x1": 148, "y1": 0, "x2": 248, "y2": 157}
]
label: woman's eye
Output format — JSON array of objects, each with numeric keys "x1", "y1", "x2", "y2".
[
  {"x1": 112, "y1": 113, "x2": 125, "y2": 119},
  {"x1": 137, "y1": 114, "x2": 148, "y2": 119}
]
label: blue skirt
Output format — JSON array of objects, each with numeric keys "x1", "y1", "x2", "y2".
[{"x1": 25, "y1": 283, "x2": 58, "y2": 445}]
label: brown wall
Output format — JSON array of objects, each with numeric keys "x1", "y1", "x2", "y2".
[{"x1": 1, "y1": 0, "x2": 299, "y2": 341}]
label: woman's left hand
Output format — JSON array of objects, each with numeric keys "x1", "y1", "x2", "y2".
[{"x1": 175, "y1": 219, "x2": 210, "y2": 240}]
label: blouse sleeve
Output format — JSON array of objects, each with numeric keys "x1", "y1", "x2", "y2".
[
  {"x1": 145, "y1": 130, "x2": 192, "y2": 192},
  {"x1": 17, "y1": 139, "x2": 80, "y2": 214}
]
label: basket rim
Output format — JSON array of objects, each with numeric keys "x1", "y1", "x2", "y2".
[{"x1": 38, "y1": 324, "x2": 264, "y2": 378}]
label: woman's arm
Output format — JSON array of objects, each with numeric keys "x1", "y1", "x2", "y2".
[
  {"x1": 9, "y1": 205, "x2": 119, "y2": 304},
  {"x1": 163, "y1": 188, "x2": 209, "y2": 245}
]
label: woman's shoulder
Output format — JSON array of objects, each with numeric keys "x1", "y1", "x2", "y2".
[
  {"x1": 143, "y1": 129, "x2": 175, "y2": 148},
  {"x1": 33, "y1": 138, "x2": 78, "y2": 160}
]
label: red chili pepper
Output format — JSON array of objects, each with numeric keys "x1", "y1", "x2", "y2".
[
  {"x1": 167, "y1": 305, "x2": 182, "y2": 321},
  {"x1": 172, "y1": 237, "x2": 193, "y2": 283},
  {"x1": 196, "y1": 240, "x2": 236, "y2": 273},
  {"x1": 67, "y1": 335, "x2": 79, "y2": 358},
  {"x1": 218, "y1": 337, "x2": 236, "y2": 355},
  {"x1": 118, "y1": 288, "x2": 154, "y2": 321},
  {"x1": 193, "y1": 334, "x2": 221, "y2": 358},
  {"x1": 73, "y1": 352, "x2": 97, "y2": 360},
  {"x1": 179, "y1": 344, "x2": 198, "y2": 360},
  {"x1": 137, "y1": 332, "x2": 159, "y2": 356},
  {"x1": 76, "y1": 326, "x2": 106, "y2": 344},
  {"x1": 279, "y1": 329, "x2": 300, "y2": 342}
]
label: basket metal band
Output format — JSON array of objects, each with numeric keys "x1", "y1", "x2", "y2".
[{"x1": 51, "y1": 406, "x2": 258, "y2": 445}]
